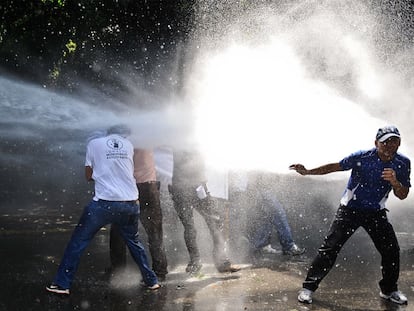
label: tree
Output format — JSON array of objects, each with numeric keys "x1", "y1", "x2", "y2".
[{"x1": 0, "y1": 0, "x2": 195, "y2": 95}]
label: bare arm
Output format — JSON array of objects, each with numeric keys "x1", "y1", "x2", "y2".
[
  {"x1": 85, "y1": 166, "x2": 93, "y2": 181},
  {"x1": 382, "y1": 168, "x2": 409, "y2": 200},
  {"x1": 289, "y1": 163, "x2": 343, "y2": 175}
]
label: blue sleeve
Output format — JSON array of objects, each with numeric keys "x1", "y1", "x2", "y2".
[
  {"x1": 339, "y1": 150, "x2": 364, "y2": 171},
  {"x1": 398, "y1": 156, "x2": 411, "y2": 188}
]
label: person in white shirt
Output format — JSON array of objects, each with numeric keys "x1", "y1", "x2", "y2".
[{"x1": 46, "y1": 125, "x2": 159, "y2": 295}]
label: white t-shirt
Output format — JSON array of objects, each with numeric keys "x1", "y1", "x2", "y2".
[
  {"x1": 85, "y1": 134, "x2": 138, "y2": 201},
  {"x1": 154, "y1": 146, "x2": 173, "y2": 192},
  {"x1": 206, "y1": 168, "x2": 229, "y2": 200}
]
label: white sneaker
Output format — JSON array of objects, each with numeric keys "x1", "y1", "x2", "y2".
[
  {"x1": 298, "y1": 288, "x2": 313, "y2": 304},
  {"x1": 262, "y1": 244, "x2": 279, "y2": 254},
  {"x1": 380, "y1": 290, "x2": 408, "y2": 305},
  {"x1": 46, "y1": 283, "x2": 70, "y2": 295},
  {"x1": 148, "y1": 283, "x2": 161, "y2": 290}
]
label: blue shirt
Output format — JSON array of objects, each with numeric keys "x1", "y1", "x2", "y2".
[{"x1": 339, "y1": 148, "x2": 411, "y2": 210}]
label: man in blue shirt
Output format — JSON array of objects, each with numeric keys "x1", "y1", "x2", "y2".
[{"x1": 290, "y1": 125, "x2": 411, "y2": 305}]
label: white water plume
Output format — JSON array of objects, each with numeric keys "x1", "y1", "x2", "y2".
[
  {"x1": 1, "y1": 0, "x2": 414, "y2": 176},
  {"x1": 0, "y1": 76, "x2": 195, "y2": 158},
  {"x1": 186, "y1": 0, "x2": 414, "y2": 174}
]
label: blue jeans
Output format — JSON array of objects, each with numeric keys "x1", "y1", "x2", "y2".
[
  {"x1": 53, "y1": 200, "x2": 158, "y2": 289},
  {"x1": 250, "y1": 190, "x2": 294, "y2": 251}
]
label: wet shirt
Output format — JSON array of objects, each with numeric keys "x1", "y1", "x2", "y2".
[
  {"x1": 339, "y1": 148, "x2": 411, "y2": 210},
  {"x1": 134, "y1": 149, "x2": 157, "y2": 183},
  {"x1": 172, "y1": 150, "x2": 206, "y2": 187},
  {"x1": 85, "y1": 134, "x2": 138, "y2": 201}
]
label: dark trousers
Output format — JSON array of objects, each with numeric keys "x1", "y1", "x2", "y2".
[
  {"x1": 303, "y1": 205, "x2": 400, "y2": 294},
  {"x1": 171, "y1": 185, "x2": 229, "y2": 270},
  {"x1": 110, "y1": 181, "x2": 168, "y2": 277}
]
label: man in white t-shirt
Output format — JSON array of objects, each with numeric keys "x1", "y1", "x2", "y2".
[{"x1": 46, "y1": 125, "x2": 159, "y2": 295}]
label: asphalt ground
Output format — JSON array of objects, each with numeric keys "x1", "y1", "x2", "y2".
[{"x1": 1, "y1": 204, "x2": 414, "y2": 311}]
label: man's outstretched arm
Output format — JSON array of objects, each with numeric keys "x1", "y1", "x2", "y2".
[{"x1": 289, "y1": 163, "x2": 342, "y2": 176}]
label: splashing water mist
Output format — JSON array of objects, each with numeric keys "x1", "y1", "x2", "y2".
[{"x1": 186, "y1": 0, "x2": 414, "y2": 173}]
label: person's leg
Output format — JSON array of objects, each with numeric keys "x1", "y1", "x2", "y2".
[
  {"x1": 266, "y1": 195, "x2": 295, "y2": 251},
  {"x1": 196, "y1": 196, "x2": 227, "y2": 265},
  {"x1": 250, "y1": 220, "x2": 272, "y2": 250},
  {"x1": 303, "y1": 206, "x2": 358, "y2": 292},
  {"x1": 139, "y1": 182, "x2": 168, "y2": 279},
  {"x1": 247, "y1": 197, "x2": 273, "y2": 250},
  {"x1": 364, "y1": 210, "x2": 400, "y2": 294},
  {"x1": 109, "y1": 224, "x2": 127, "y2": 270},
  {"x1": 117, "y1": 201, "x2": 158, "y2": 287},
  {"x1": 243, "y1": 203, "x2": 275, "y2": 262},
  {"x1": 53, "y1": 200, "x2": 107, "y2": 289},
  {"x1": 171, "y1": 186, "x2": 201, "y2": 269},
  {"x1": 228, "y1": 190, "x2": 251, "y2": 255},
  {"x1": 195, "y1": 196, "x2": 239, "y2": 272}
]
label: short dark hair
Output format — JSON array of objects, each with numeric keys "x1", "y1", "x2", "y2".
[{"x1": 107, "y1": 124, "x2": 131, "y2": 137}]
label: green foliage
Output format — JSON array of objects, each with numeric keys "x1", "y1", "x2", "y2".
[
  {"x1": 0, "y1": 0, "x2": 197, "y2": 90},
  {"x1": 40, "y1": 0, "x2": 66, "y2": 7},
  {"x1": 49, "y1": 66, "x2": 60, "y2": 80},
  {"x1": 48, "y1": 39, "x2": 77, "y2": 84},
  {"x1": 64, "y1": 39, "x2": 77, "y2": 55}
]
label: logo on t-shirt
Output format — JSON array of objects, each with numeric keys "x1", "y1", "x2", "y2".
[
  {"x1": 107, "y1": 138, "x2": 123, "y2": 150},
  {"x1": 105, "y1": 138, "x2": 128, "y2": 159}
]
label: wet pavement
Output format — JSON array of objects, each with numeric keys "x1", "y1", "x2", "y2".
[{"x1": 1, "y1": 204, "x2": 414, "y2": 311}]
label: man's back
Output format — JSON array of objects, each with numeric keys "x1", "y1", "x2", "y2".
[{"x1": 85, "y1": 134, "x2": 138, "y2": 201}]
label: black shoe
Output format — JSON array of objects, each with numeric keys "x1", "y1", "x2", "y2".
[
  {"x1": 46, "y1": 284, "x2": 70, "y2": 295},
  {"x1": 283, "y1": 244, "x2": 305, "y2": 256},
  {"x1": 185, "y1": 262, "x2": 202, "y2": 274},
  {"x1": 217, "y1": 260, "x2": 241, "y2": 273}
]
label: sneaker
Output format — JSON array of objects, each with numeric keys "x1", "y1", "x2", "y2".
[
  {"x1": 262, "y1": 244, "x2": 279, "y2": 254},
  {"x1": 147, "y1": 283, "x2": 161, "y2": 290},
  {"x1": 217, "y1": 260, "x2": 241, "y2": 273},
  {"x1": 283, "y1": 244, "x2": 305, "y2": 256},
  {"x1": 298, "y1": 288, "x2": 313, "y2": 304},
  {"x1": 185, "y1": 262, "x2": 203, "y2": 274},
  {"x1": 46, "y1": 284, "x2": 70, "y2": 295},
  {"x1": 380, "y1": 290, "x2": 408, "y2": 305}
]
